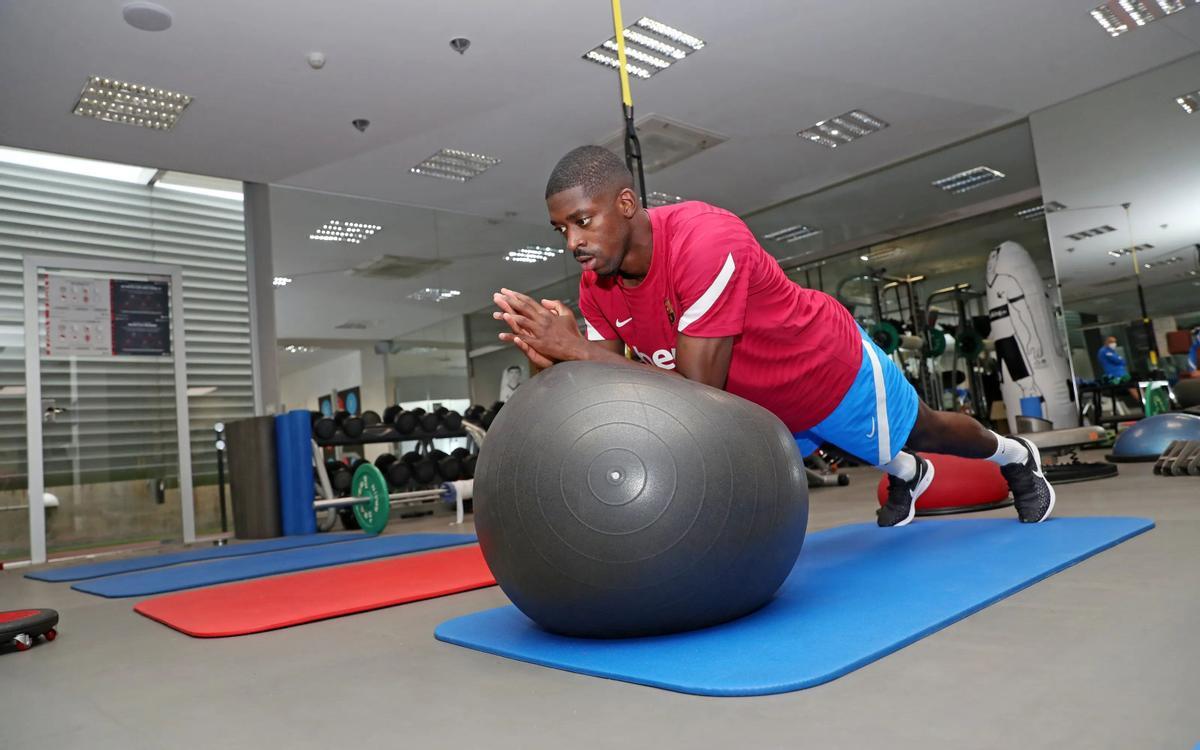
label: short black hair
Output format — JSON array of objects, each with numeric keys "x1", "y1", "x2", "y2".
[{"x1": 545, "y1": 145, "x2": 634, "y2": 199}]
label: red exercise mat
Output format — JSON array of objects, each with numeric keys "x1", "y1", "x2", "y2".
[{"x1": 135, "y1": 545, "x2": 495, "y2": 637}]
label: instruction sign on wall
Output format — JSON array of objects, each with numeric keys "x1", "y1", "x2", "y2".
[{"x1": 43, "y1": 274, "x2": 171, "y2": 357}]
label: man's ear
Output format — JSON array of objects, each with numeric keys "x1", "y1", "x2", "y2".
[{"x1": 616, "y1": 187, "x2": 640, "y2": 218}]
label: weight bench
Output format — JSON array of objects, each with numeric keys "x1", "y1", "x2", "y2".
[{"x1": 1024, "y1": 426, "x2": 1118, "y2": 484}]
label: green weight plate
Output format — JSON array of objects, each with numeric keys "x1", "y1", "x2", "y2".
[
  {"x1": 926, "y1": 326, "x2": 947, "y2": 358},
  {"x1": 351, "y1": 463, "x2": 390, "y2": 535},
  {"x1": 869, "y1": 322, "x2": 901, "y2": 355}
]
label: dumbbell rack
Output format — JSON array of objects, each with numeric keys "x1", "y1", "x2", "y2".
[{"x1": 312, "y1": 423, "x2": 484, "y2": 530}]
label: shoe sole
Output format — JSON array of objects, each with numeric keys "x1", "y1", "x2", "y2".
[
  {"x1": 891, "y1": 460, "x2": 935, "y2": 528},
  {"x1": 1016, "y1": 437, "x2": 1056, "y2": 523}
]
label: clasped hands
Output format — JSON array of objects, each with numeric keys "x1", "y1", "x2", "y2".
[{"x1": 493, "y1": 288, "x2": 587, "y2": 370}]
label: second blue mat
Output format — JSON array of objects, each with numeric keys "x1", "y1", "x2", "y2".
[
  {"x1": 73, "y1": 533, "x2": 477, "y2": 598},
  {"x1": 435, "y1": 517, "x2": 1153, "y2": 696},
  {"x1": 26, "y1": 533, "x2": 364, "y2": 583}
]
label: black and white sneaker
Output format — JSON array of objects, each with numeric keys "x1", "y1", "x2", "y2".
[
  {"x1": 1000, "y1": 436, "x2": 1056, "y2": 523},
  {"x1": 877, "y1": 453, "x2": 935, "y2": 528}
]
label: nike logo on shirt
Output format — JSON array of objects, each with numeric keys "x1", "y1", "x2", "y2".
[
  {"x1": 866, "y1": 418, "x2": 876, "y2": 439},
  {"x1": 616, "y1": 317, "x2": 633, "y2": 328}
]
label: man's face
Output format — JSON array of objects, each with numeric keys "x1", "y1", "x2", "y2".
[
  {"x1": 547, "y1": 185, "x2": 636, "y2": 277},
  {"x1": 1106, "y1": 337, "x2": 1118, "y2": 348}
]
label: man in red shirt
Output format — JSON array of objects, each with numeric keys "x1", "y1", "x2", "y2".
[{"x1": 493, "y1": 146, "x2": 1054, "y2": 526}]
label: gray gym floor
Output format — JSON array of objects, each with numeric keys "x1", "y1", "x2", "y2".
[{"x1": 2, "y1": 451, "x2": 1197, "y2": 750}]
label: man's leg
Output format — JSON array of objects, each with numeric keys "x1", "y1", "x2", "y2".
[{"x1": 900, "y1": 402, "x2": 1055, "y2": 524}]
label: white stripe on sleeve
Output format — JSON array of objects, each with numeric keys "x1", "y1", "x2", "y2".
[
  {"x1": 585, "y1": 320, "x2": 607, "y2": 341},
  {"x1": 677, "y1": 253, "x2": 736, "y2": 333}
]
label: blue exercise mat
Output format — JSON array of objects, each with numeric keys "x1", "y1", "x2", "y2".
[
  {"x1": 73, "y1": 533, "x2": 477, "y2": 598},
  {"x1": 435, "y1": 517, "x2": 1152, "y2": 696},
  {"x1": 26, "y1": 533, "x2": 365, "y2": 583}
]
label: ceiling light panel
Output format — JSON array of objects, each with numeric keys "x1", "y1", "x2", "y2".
[
  {"x1": 582, "y1": 17, "x2": 705, "y2": 80},
  {"x1": 504, "y1": 245, "x2": 563, "y2": 263},
  {"x1": 931, "y1": 166, "x2": 1006, "y2": 194},
  {"x1": 1089, "y1": 0, "x2": 1198, "y2": 37},
  {"x1": 273, "y1": 276, "x2": 293, "y2": 287},
  {"x1": 1066, "y1": 225, "x2": 1117, "y2": 241},
  {"x1": 408, "y1": 287, "x2": 461, "y2": 302},
  {"x1": 1176, "y1": 88, "x2": 1199, "y2": 114},
  {"x1": 72, "y1": 76, "x2": 192, "y2": 131},
  {"x1": 647, "y1": 191, "x2": 685, "y2": 207},
  {"x1": 798, "y1": 110, "x2": 888, "y2": 149},
  {"x1": 1142, "y1": 255, "x2": 1183, "y2": 268},
  {"x1": 763, "y1": 224, "x2": 822, "y2": 243},
  {"x1": 410, "y1": 149, "x2": 500, "y2": 182},
  {"x1": 1107, "y1": 243, "x2": 1155, "y2": 257},
  {"x1": 308, "y1": 220, "x2": 381, "y2": 244}
]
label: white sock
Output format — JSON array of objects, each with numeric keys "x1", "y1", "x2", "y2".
[
  {"x1": 882, "y1": 451, "x2": 918, "y2": 482},
  {"x1": 987, "y1": 431, "x2": 1029, "y2": 466}
]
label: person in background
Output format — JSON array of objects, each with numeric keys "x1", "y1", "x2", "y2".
[
  {"x1": 1096, "y1": 336, "x2": 1128, "y2": 381},
  {"x1": 1186, "y1": 327, "x2": 1200, "y2": 378}
]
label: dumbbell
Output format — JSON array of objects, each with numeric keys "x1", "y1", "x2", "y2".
[
  {"x1": 460, "y1": 453, "x2": 477, "y2": 479},
  {"x1": 335, "y1": 411, "x2": 364, "y2": 439},
  {"x1": 435, "y1": 449, "x2": 463, "y2": 481},
  {"x1": 463, "y1": 404, "x2": 486, "y2": 423},
  {"x1": 375, "y1": 453, "x2": 412, "y2": 487},
  {"x1": 361, "y1": 410, "x2": 382, "y2": 428},
  {"x1": 312, "y1": 411, "x2": 337, "y2": 441},
  {"x1": 419, "y1": 409, "x2": 443, "y2": 433},
  {"x1": 440, "y1": 407, "x2": 464, "y2": 432},
  {"x1": 382, "y1": 405, "x2": 402, "y2": 424},
  {"x1": 480, "y1": 402, "x2": 504, "y2": 429},
  {"x1": 394, "y1": 408, "x2": 425, "y2": 435},
  {"x1": 324, "y1": 459, "x2": 352, "y2": 493}
]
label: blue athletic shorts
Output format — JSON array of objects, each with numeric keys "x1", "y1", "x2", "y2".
[{"x1": 794, "y1": 327, "x2": 920, "y2": 466}]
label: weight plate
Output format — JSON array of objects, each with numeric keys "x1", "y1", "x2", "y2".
[
  {"x1": 957, "y1": 328, "x2": 983, "y2": 360},
  {"x1": 926, "y1": 326, "x2": 947, "y2": 358},
  {"x1": 869, "y1": 321, "x2": 901, "y2": 355},
  {"x1": 351, "y1": 463, "x2": 390, "y2": 535}
]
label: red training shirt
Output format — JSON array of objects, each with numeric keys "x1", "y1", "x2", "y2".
[{"x1": 579, "y1": 201, "x2": 862, "y2": 433}]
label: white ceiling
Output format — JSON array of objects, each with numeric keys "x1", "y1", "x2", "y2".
[
  {"x1": 3, "y1": 1, "x2": 1200, "y2": 342},
  {"x1": 1030, "y1": 52, "x2": 1200, "y2": 307}
]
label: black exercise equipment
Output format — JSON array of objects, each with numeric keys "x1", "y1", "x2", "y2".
[
  {"x1": 474, "y1": 361, "x2": 809, "y2": 638},
  {"x1": 382, "y1": 405, "x2": 402, "y2": 424},
  {"x1": 394, "y1": 408, "x2": 425, "y2": 435},
  {"x1": 323, "y1": 459, "x2": 352, "y2": 493},
  {"x1": 335, "y1": 411, "x2": 364, "y2": 439},
  {"x1": 311, "y1": 411, "x2": 337, "y2": 441},
  {"x1": 361, "y1": 410, "x2": 382, "y2": 428},
  {"x1": 460, "y1": 453, "x2": 477, "y2": 479}
]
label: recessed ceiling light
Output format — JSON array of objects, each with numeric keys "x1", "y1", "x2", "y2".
[
  {"x1": 308, "y1": 219, "x2": 381, "y2": 244},
  {"x1": 1066, "y1": 225, "x2": 1117, "y2": 241},
  {"x1": 504, "y1": 245, "x2": 563, "y2": 263},
  {"x1": 859, "y1": 255, "x2": 870, "y2": 262},
  {"x1": 72, "y1": 76, "x2": 192, "y2": 131},
  {"x1": 763, "y1": 224, "x2": 822, "y2": 243},
  {"x1": 798, "y1": 110, "x2": 888, "y2": 149},
  {"x1": 408, "y1": 287, "x2": 462, "y2": 302},
  {"x1": 1089, "y1": 0, "x2": 1196, "y2": 37},
  {"x1": 1016, "y1": 201, "x2": 1067, "y2": 220},
  {"x1": 647, "y1": 191, "x2": 686, "y2": 207},
  {"x1": 283, "y1": 345, "x2": 319, "y2": 354},
  {"x1": 1107, "y1": 243, "x2": 1155, "y2": 257},
  {"x1": 931, "y1": 166, "x2": 1006, "y2": 194},
  {"x1": 1176, "y1": 88, "x2": 1199, "y2": 114},
  {"x1": 411, "y1": 148, "x2": 500, "y2": 182},
  {"x1": 582, "y1": 17, "x2": 705, "y2": 80},
  {"x1": 1142, "y1": 255, "x2": 1183, "y2": 268},
  {"x1": 273, "y1": 276, "x2": 293, "y2": 287}
]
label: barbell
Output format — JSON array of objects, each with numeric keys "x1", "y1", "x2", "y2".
[{"x1": 314, "y1": 463, "x2": 473, "y2": 534}]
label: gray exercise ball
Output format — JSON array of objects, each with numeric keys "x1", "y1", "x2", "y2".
[{"x1": 474, "y1": 361, "x2": 809, "y2": 638}]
